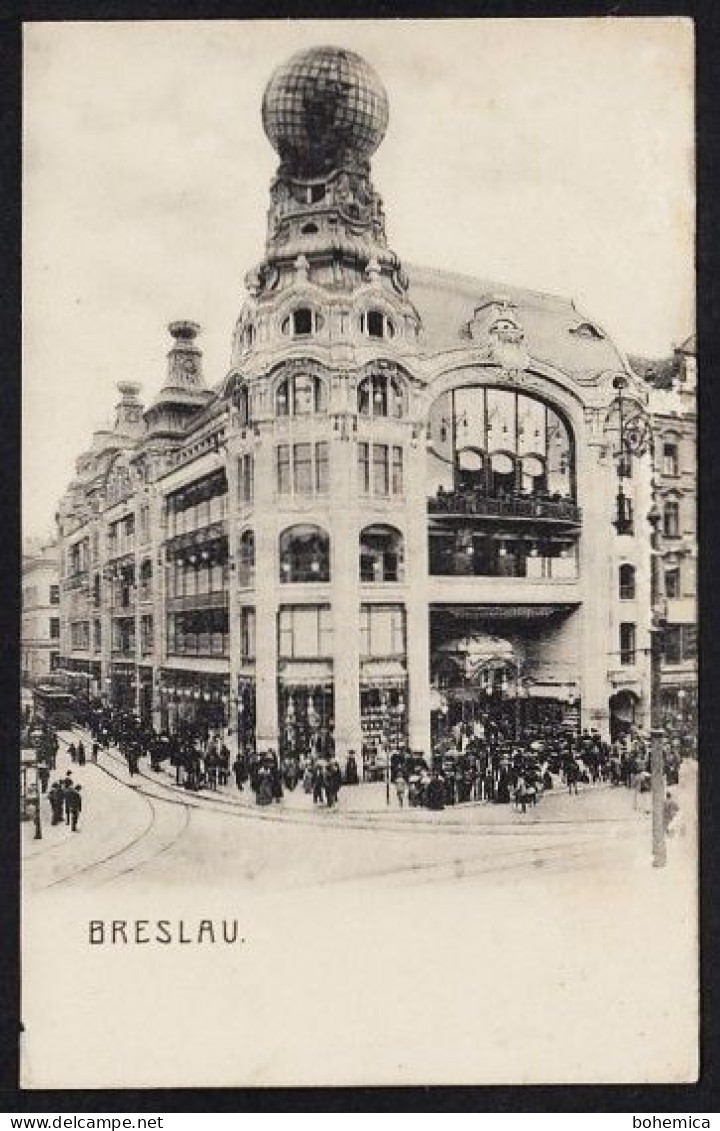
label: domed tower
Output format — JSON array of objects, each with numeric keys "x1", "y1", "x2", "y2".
[
  {"x1": 229, "y1": 47, "x2": 429, "y2": 767},
  {"x1": 232, "y1": 45, "x2": 421, "y2": 365}
]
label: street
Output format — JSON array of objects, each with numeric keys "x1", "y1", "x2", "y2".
[{"x1": 21, "y1": 734, "x2": 697, "y2": 1089}]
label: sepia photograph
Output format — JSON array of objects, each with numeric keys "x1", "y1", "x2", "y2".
[{"x1": 20, "y1": 17, "x2": 697, "y2": 1089}]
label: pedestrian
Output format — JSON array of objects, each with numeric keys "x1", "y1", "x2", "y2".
[
  {"x1": 219, "y1": 744, "x2": 230, "y2": 787},
  {"x1": 48, "y1": 782, "x2": 63, "y2": 825},
  {"x1": 232, "y1": 756, "x2": 244, "y2": 791},
  {"x1": 312, "y1": 760, "x2": 326, "y2": 805},
  {"x1": 395, "y1": 773, "x2": 407, "y2": 808},
  {"x1": 514, "y1": 774, "x2": 527, "y2": 814},
  {"x1": 68, "y1": 742, "x2": 77, "y2": 764},
  {"x1": 77, "y1": 741, "x2": 86, "y2": 767},
  {"x1": 664, "y1": 790, "x2": 680, "y2": 835},
  {"x1": 91, "y1": 741, "x2": 99, "y2": 764},
  {"x1": 67, "y1": 783, "x2": 82, "y2": 831},
  {"x1": 62, "y1": 776, "x2": 74, "y2": 824},
  {"x1": 565, "y1": 758, "x2": 579, "y2": 796},
  {"x1": 345, "y1": 750, "x2": 359, "y2": 786}
]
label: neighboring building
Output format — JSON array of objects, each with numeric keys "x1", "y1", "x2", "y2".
[
  {"x1": 54, "y1": 46, "x2": 656, "y2": 760},
  {"x1": 645, "y1": 335, "x2": 697, "y2": 733},
  {"x1": 21, "y1": 541, "x2": 61, "y2": 685}
]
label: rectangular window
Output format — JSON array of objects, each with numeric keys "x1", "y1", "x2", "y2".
[
  {"x1": 277, "y1": 444, "x2": 291, "y2": 495},
  {"x1": 663, "y1": 442, "x2": 679, "y2": 477},
  {"x1": 50, "y1": 584, "x2": 60, "y2": 605},
  {"x1": 360, "y1": 604, "x2": 406, "y2": 658},
  {"x1": 240, "y1": 607, "x2": 256, "y2": 660},
  {"x1": 620, "y1": 622, "x2": 636, "y2": 666},
  {"x1": 238, "y1": 454, "x2": 255, "y2": 504},
  {"x1": 664, "y1": 625, "x2": 682, "y2": 665},
  {"x1": 392, "y1": 446, "x2": 404, "y2": 495},
  {"x1": 141, "y1": 615, "x2": 153, "y2": 655},
  {"x1": 665, "y1": 568, "x2": 681, "y2": 599},
  {"x1": 682, "y1": 624, "x2": 697, "y2": 660},
  {"x1": 315, "y1": 442, "x2": 329, "y2": 494},
  {"x1": 49, "y1": 617, "x2": 60, "y2": 640},
  {"x1": 358, "y1": 442, "x2": 370, "y2": 495},
  {"x1": 294, "y1": 443, "x2": 313, "y2": 495},
  {"x1": 373, "y1": 444, "x2": 389, "y2": 497},
  {"x1": 93, "y1": 619, "x2": 101, "y2": 650},
  {"x1": 278, "y1": 605, "x2": 332, "y2": 659},
  {"x1": 139, "y1": 505, "x2": 150, "y2": 545},
  {"x1": 663, "y1": 501, "x2": 680, "y2": 538}
]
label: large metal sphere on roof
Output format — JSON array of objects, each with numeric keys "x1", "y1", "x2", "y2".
[{"x1": 262, "y1": 46, "x2": 389, "y2": 176}]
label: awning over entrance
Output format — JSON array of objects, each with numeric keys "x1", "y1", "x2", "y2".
[
  {"x1": 435, "y1": 633, "x2": 519, "y2": 683},
  {"x1": 278, "y1": 661, "x2": 333, "y2": 687},
  {"x1": 433, "y1": 604, "x2": 577, "y2": 623}
]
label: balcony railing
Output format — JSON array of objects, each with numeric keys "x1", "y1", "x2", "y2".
[
  {"x1": 428, "y1": 490, "x2": 582, "y2": 524},
  {"x1": 166, "y1": 590, "x2": 229, "y2": 613}
]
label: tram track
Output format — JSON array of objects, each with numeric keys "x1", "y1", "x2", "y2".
[
  {"x1": 76, "y1": 727, "x2": 639, "y2": 846},
  {"x1": 35, "y1": 734, "x2": 194, "y2": 891}
]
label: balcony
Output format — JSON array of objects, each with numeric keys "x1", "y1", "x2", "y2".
[
  {"x1": 166, "y1": 590, "x2": 229, "y2": 613},
  {"x1": 428, "y1": 489, "x2": 582, "y2": 527}
]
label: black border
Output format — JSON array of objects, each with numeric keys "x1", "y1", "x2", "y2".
[{"x1": 2, "y1": 0, "x2": 718, "y2": 1113}]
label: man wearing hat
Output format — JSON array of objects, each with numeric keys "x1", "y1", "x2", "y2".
[{"x1": 67, "y1": 783, "x2": 83, "y2": 832}]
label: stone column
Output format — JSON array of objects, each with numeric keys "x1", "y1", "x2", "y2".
[
  {"x1": 330, "y1": 435, "x2": 361, "y2": 768},
  {"x1": 253, "y1": 429, "x2": 279, "y2": 749},
  {"x1": 405, "y1": 436, "x2": 431, "y2": 754},
  {"x1": 579, "y1": 437, "x2": 614, "y2": 738}
]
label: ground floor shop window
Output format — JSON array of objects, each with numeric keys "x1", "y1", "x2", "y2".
[
  {"x1": 361, "y1": 684, "x2": 407, "y2": 777},
  {"x1": 278, "y1": 684, "x2": 334, "y2": 759}
]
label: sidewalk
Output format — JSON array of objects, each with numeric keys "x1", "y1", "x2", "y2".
[{"x1": 59, "y1": 725, "x2": 642, "y2": 829}]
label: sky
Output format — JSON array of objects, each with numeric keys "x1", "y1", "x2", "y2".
[{"x1": 23, "y1": 18, "x2": 694, "y2": 540}]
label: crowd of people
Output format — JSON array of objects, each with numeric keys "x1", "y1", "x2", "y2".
[{"x1": 23, "y1": 696, "x2": 687, "y2": 826}]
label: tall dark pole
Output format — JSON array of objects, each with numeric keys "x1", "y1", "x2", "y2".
[{"x1": 648, "y1": 500, "x2": 667, "y2": 868}]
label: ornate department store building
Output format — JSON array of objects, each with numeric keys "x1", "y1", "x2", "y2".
[{"x1": 55, "y1": 46, "x2": 656, "y2": 764}]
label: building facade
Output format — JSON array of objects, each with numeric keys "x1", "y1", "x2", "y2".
[
  {"x1": 55, "y1": 46, "x2": 657, "y2": 762},
  {"x1": 21, "y1": 541, "x2": 60, "y2": 685},
  {"x1": 649, "y1": 335, "x2": 697, "y2": 732}
]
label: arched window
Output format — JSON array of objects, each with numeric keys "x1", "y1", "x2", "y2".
[
  {"x1": 238, "y1": 529, "x2": 255, "y2": 587},
  {"x1": 359, "y1": 525, "x2": 405, "y2": 583},
  {"x1": 275, "y1": 372, "x2": 326, "y2": 416},
  {"x1": 456, "y1": 448, "x2": 485, "y2": 492},
  {"x1": 233, "y1": 382, "x2": 251, "y2": 427},
  {"x1": 619, "y1": 563, "x2": 636, "y2": 600},
  {"x1": 281, "y1": 307, "x2": 323, "y2": 338},
  {"x1": 358, "y1": 372, "x2": 405, "y2": 418},
  {"x1": 489, "y1": 452, "x2": 516, "y2": 497},
  {"x1": 360, "y1": 309, "x2": 395, "y2": 340},
  {"x1": 279, "y1": 525, "x2": 330, "y2": 583},
  {"x1": 427, "y1": 387, "x2": 575, "y2": 503}
]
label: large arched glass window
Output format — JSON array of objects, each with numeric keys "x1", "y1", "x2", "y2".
[
  {"x1": 238, "y1": 529, "x2": 255, "y2": 587},
  {"x1": 426, "y1": 386, "x2": 575, "y2": 501},
  {"x1": 358, "y1": 372, "x2": 405, "y2": 418},
  {"x1": 276, "y1": 372, "x2": 326, "y2": 417},
  {"x1": 279, "y1": 525, "x2": 330, "y2": 583},
  {"x1": 359, "y1": 525, "x2": 405, "y2": 583}
]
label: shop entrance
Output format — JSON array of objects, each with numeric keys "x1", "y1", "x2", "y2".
[
  {"x1": 609, "y1": 689, "x2": 639, "y2": 743},
  {"x1": 278, "y1": 683, "x2": 334, "y2": 760}
]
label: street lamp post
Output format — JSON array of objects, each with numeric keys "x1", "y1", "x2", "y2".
[{"x1": 648, "y1": 500, "x2": 667, "y2": 869}]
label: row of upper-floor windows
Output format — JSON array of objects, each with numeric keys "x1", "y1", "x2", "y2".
[
  {"x1": 238, "y1": 524, "x2": 404, "y2": 587},
  {"x1": 165, "y1": 470, "x2": 228, "y2": 537},
  {"x1": 235, "y1": 370, "x2": 406, "y2": 424},
  {"x1": 240, "y1": 307, "x2": 398, "y2": 349}
]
